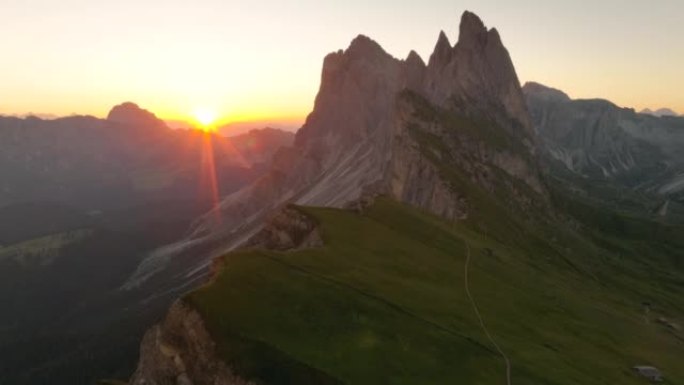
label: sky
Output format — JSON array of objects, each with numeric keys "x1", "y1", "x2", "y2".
[{"x1": 1, "y1": 0, "x2": 683, "y2": 129}]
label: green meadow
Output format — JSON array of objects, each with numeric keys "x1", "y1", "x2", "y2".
[{"x1": 188, "y1": 197, "x2": 684, "y2": 385}]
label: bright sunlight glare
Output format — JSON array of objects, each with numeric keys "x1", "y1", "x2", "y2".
[{"x1": 193, "y1": 107, "x2": 218, "y2": 130}]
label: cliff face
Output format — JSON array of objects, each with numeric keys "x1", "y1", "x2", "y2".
[
  {"x1": 524, "y1": 81, "x2": 684, "y2": 221},
  {"x1": 424, "y1": 12, "x2": 532, "y2": 140},
  {"x1": 129, "y1": 207, "x2": 328, "y2": 385},
  {"x1": 129, "y1": 301, "x2": 255, "y2": 385},
  {"x1": 525, "y1": 82, "x2": 684, "y2": 192},
  {"x1": 182, "y1": 10, "x2": 541, "y2": 245},
  {"x1": 524, "y1": 82, "x2": 684, "y2": 182}
]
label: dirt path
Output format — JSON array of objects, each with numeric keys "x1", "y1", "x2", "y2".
[{"x1": 464, "y1": 242, "x2": 512, "y2": 385}]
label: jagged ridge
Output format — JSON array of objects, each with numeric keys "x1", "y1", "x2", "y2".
[{"x1": 182, "y1": 10, "x2": 542, "y2": 247}]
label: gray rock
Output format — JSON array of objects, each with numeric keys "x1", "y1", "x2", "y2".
[
  {"x1": 524, "y1": 81, "x2": 684, "y2": 221},
  {"x1": 524, "y1": 81, "x2": 684, "y2": 189},
  {"x1": 242, "y1": 206, "x2": 323, "y2": 251},
  {"x1": 129, "y1": 301, "x2": 256, "y2": 385}
]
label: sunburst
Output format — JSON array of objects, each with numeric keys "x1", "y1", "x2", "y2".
[{"x1": 193, "y1": 107, "x2": 218, "y2": 131}]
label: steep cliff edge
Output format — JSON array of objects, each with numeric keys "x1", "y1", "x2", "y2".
[
  {"x1": 129, "y1": 207, "x2": 338, "y2": 385},
  {"x1": 524, "y1": 81, "x2": 684, "y2": 221},
  {"x1": 129, "y1": 301, "x2": 255, "y2": 385}
]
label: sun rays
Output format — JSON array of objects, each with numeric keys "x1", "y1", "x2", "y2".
[{"x1": 193, "y1": 107, "x2": 218, "y2": 132}]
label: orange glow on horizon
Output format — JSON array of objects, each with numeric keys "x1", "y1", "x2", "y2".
[
  {"x1": 1, "y1": 2, "x2": 683, "y2": 121},
  {"x1": 160, "y1": 105, "x2": 306, "y2": 133},
  {"x1": 192, "y1": 107, "x2": 218, "y2": 132}
]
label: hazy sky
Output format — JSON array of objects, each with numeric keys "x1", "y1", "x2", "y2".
[{"x1": 1, "y1": 0, "x2": 682, "y2": 126}]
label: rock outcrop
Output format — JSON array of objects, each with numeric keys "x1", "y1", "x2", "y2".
[
  {"x1": 129, "y1": 301, "x2": 255, "y2": 385},
  {"x1": 641, "y1": 108, "x2": 679, "y2": 117},
  {"x1": 424, "y1": 11, "x2": 533, "y2": 140},
  {"x1": 242, "y1": 206, "x2": 323, "y2": 251},
  {"x1": 524, "y1": 81, "x2": 684, "y2": 187}
]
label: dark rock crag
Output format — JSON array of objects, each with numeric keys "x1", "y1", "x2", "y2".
[{"x1": 129, "y1": 301, "x2": 255, "y2": 385}]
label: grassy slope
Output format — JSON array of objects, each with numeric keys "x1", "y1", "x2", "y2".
[
  {"x1": 187, "y1": 198, "x2": 684, "y2": 385},
  {"x1": 187, "y1": 93, "x2": 683, "y2": 384}
]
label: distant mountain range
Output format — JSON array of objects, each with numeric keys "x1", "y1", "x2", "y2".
[
  {"x1": 164, "y1": 118, "x2": 301, "y2": 136},
  {"x1": 524, "y1": 82, "x2": 684, "y2": 220},
  {"x1": 640, "y1": 107, "x2": 680, "y2": 117},
  {"x1": 0, "y1": 103, "x2": 293, "y2": 211},
  {"x1": 0, "y1": 105, "x2": 292, "y2": 385}
]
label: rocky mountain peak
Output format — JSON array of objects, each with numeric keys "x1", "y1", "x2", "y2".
[
  {"x1": 641, "y1": 108, "x2": 679, "y2": 117},
  {"x1": 421, "y1": 11, "x2": 532, "y2": 140},
  {"x1": 406, "y1": 50, "x2": 425, "y2": 67},
  {"x1": 523, "y1": 82, "x2": 571, "y2": 103},
  {"x1": 185, "y1": 10, "x2": 543, "y2": 258},
  {"x1": 655, "y1": 108, "x2": 678, "y2": 117},
  {"x1": 274, "y1": 10, "x2": 539, "y2": 206},
  {"x1": 107, "y1": 102, "x2": 167, "y2": 129},
  {"x1": 404, "y1": 50, "x2": 427, "y2": 93},
  {"x1": 428, "y1": 31, "x2": 453, "y2": 68},
  {"x1": 346, "y1": 34, "x2": 390, "y2": 61},
  {"x1": 296, "y1": 32, "x2": 403, "y2": 151},
  {"x1": 457, "y1": 11, "x2": 489, "y2": 47},
  {"x1": 486, "y1": 27, "x2": 504, "y2": 47}
]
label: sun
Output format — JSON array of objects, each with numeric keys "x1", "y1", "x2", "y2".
[{"x1": 193, "y1": 107, "x2": 218, "y2": 131}]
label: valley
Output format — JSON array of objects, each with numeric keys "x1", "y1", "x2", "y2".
[{"x1": 0, "y1": 110, "x2": 293, "y2": 384}]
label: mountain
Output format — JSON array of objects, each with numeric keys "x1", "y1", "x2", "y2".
[
  {"x1": 0, "y1": 104, "x2": 294, "y2": 211},
  {"x1": 132, "y1": 11, "x2": 543, "y2": 377},
  {"x1": 219, "y1": 120, "x2": 302, "y2": 136},
  {"x1": 107, "y1": 102, "x2": 169, "y2": 129},
  {"x1": 126, "y1": 11, "x2": 682, "y2": 385},
  {"x1": 524, "y1": 81, "x2": 684, "y2": 220},
  {"x1": 206, "y1": 10, "x2": 540, "y2": 224},
  {"x1": 4, "y1": 10, "x2": 680, "y2": 385},
  {"x1": 0, "y1": 109, "x2": 293, "y2": 385},
  {"x1": 641, "y1": 107, "x2": 679, "y2": 117},
  {"x1": 120, "y1": 11, "x2": 546, "y2": 318},
  {"x1": 228, "y1": 127, "x2": 295, "y2": 169}
]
